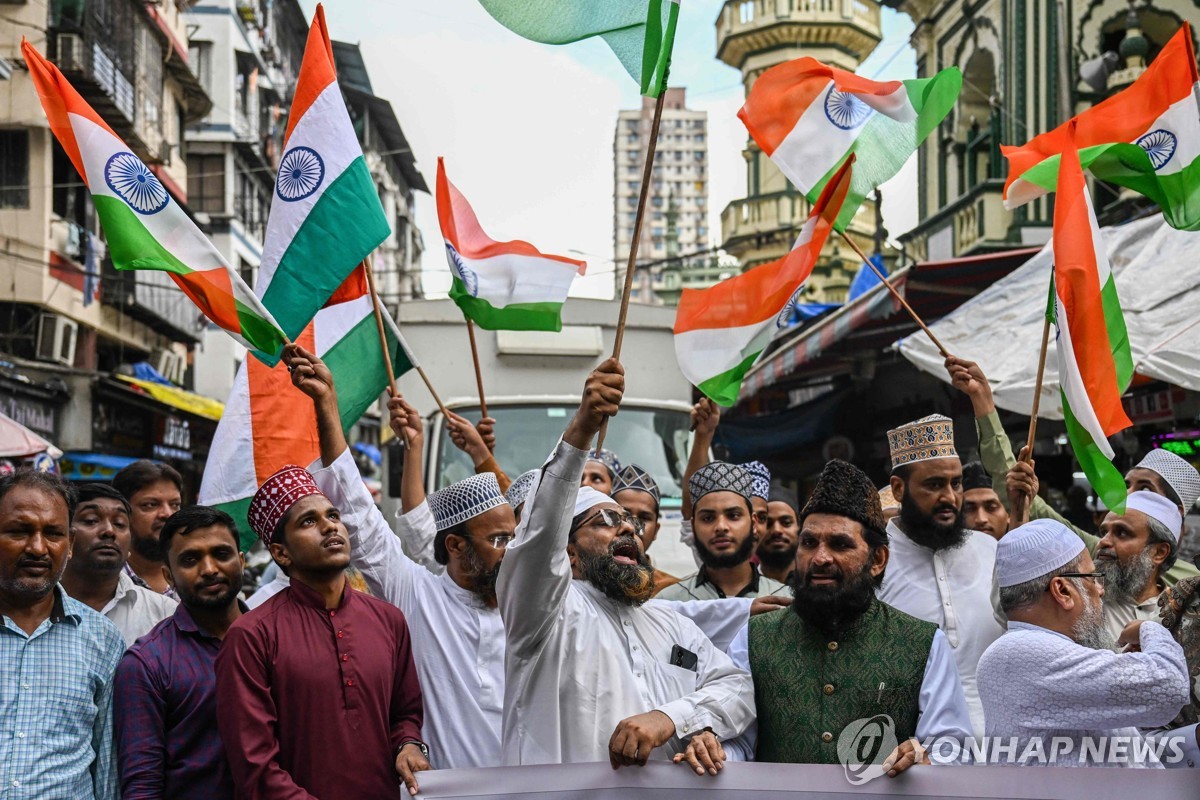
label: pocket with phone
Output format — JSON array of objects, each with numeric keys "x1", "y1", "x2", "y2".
[{"x1": 669, "y1": 644, "x2": 699, "y2": 673}]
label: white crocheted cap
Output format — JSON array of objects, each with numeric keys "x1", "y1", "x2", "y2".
[
  {"x1": 505, "y1": 470, "x2": 538, "y2": 510},
  {"x1": 1135, "y1": 449, "x2": 1200, "y2": 511},
  {"x1": 996, "y1": 519, "x2": 1086, "y2": 588},
  {"x1": 1124, "y1": 490, "x2": 1183, "y2": 541},
  {"x1": 428, "y1": 472, "x2": 506, "y2": 532}
]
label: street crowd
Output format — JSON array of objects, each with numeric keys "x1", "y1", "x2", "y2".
[{"x1": 2, "y1": 347, "x2": 1200, "y2": 800}]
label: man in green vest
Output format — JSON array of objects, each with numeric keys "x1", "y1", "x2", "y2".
[{"x1": 723, "y1": 460, "x2": 973, "y2": 778}]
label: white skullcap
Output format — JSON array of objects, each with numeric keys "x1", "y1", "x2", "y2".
[
  {"x1": 1135, "y1": 449, "x2": 1200, "y2": 511},
  {"x1": 505, "y1": 470, "x2": 539, "y2": 510},
  {"x1": 1124, "y1": 490, "x2": 1183, "y2": 542},
  {"x1": 574, "y1": 487, "x2": 614, "y2": 517},
  {"x1": 996, "y1": 519, "x2": 1086, "y2": 588},
  {"x1": 428, "y1": 472, "x2": 507, "y2": 532}
]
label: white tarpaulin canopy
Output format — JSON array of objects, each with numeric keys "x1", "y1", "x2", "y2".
[{"x1": 899, "y1": 214, "x2": 1200, "y2": 418}]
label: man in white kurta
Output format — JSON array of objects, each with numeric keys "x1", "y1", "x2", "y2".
[
  {"x1": 977, "y1": 520, "x2": 1194, "y2": 767},
  {"x1": 877, "y1": 414, "x2": 1006, "y2": 736},
  {"x1": 497, "y1": 360, "x2": 755, "y2": 767}
]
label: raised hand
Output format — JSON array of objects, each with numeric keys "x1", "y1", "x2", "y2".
[
  {"x1": 387, "y1": 395, "x2": 424, "y2": 451},
  {"x1": 283, "y1": 343, "x2": 336, "y2": 403},
  {"x1": 566, "y1": 358, "x2": 624, "y2": 448},
  {"x1": 446, "y1": 411, "x2": 491, "y2": 467},
  {"x1": 476, "y1": 416, "x2": 497, "y2": 453},
  {"x1": 691, "y1": 398, "x2": 720, "y2": 438},
  {"x1": 944, "y1": 356, "x2": 995, "y2": 416}
]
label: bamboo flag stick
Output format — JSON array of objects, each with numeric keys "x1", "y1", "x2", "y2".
[
  {"x1": 596, "y1": 86, "x2": 669, "y2": 451},
  {"x1": 1015, "y1": 283, "x2": 1056, "y2": 523},
  {"x1": 466, "y1": 319, "x2": 488, "y2": 418},
  {"x1": 362, "y1": 257, "x2": 398, "y2": 395},
  {"x1": 837, "y1": 230, "x2": 951, "y2": 358},
  {"x1": 362, "y1": 255, "x2": 450, "y2": 416}
]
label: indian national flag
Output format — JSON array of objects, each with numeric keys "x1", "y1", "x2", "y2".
[
  {"x1": 21, "y1": 40, "x2": 287, "y2": 358},
  {"x1": 673, "y1": 157, "x2": 853, "y2": 407},
  {"x1": 1003, "y1": 24, "x2": 1200, "y2": 231},
  {"x1": 739, "y1": 57, "x2": 961, "y2": 232},
  {"x1": 256, "y1": 4, "x2": 390, "y2": 362},
  {"x1": 1052, "y1": 136, "x2": 1134, "y2": 515},
  {"x1": 199, "y1": 265, "x2": 416, "y2": 550},
  {"x1": 438, "y1": 158, "x2": 586, "y2": 331},
  {"x1": 478, "y1": 0, "x2": 679, "y2": 97}
]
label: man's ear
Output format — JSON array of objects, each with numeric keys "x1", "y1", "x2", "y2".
[
  {"x1": 1047, "y1": 577, "x2": 1076, "y2": 612},
  {"x1": 1148, "y1": 541, "x2": 1172, "y2": 569},
  {"x1": 269, "y1": 541, "x2": 291, "y2": 570},
  {"x1": 162, "y1": 563, "x2": 174, "y2": 591},
  {"x1": 889, "y1": 475, "x2": 904, "y2": 502},
  {"x1": 445, "y1": 531, "x2": 467, "y2": 560},
  {"x1": 567, "y1": 541, "x2": 582, "y2": 577},
  {"x1": 870, "y1": 544, "x2": 889, "y2": 580}
]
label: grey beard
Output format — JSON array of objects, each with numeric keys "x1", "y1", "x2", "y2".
[
  {"x1": 1071, "y1": 588, "x2": 1115, "y2": 651},
  {"x1": 1096, "y1": 549, "x2": 1155, "y2": 604}
]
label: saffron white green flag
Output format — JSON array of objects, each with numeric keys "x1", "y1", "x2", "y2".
[
  {"x1": 255, "y1": 4, "x2": 390, "y2": 363},
  {"x1": 478, "y1": 0, "x2": 680, "y2": 97},
  {"x1": 200, "y1": 268, "x2": 416, "y2": 549},
  {"x1": 438, "y1": 158, "x2": 586, "y2": 331},
  {"x1": 739, "y1": 57, "x2": 960, "y2": 232}
]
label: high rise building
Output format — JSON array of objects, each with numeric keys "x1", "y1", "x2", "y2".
[
  {"x1": 613, "y1": 88, "x2": 708, "y2": 305},
  {"x1": 716, "y1": 0, "x2": 890, "y2": 304}
]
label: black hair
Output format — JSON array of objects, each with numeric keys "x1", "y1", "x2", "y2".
[
  {"x1": 160, "y1": 505, "x2": 239, "y2": 557},
  {"x1": 0, "y1": 470, "x2": 77, "y2": 519},
  {"x1": 113, "y1": 460, "x2": 183, "y2": 501},
  {"x1": 434, "y1": 521, "x2": 468, "y2": 566},
  {"x1": 74, "y1": 483, "x2": 131, "y2": 517}
]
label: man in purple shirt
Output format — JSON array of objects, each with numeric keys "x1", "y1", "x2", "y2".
[{"x1": 113, "y1": 505, "x2": 246, "y2": 800}]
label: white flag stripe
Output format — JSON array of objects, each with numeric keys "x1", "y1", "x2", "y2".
[
  {"x1": 1144, "y1": 88, "x2": 1200, "y2": 176},
  {"x1": 451, "y1": 250, "x2": 580, "y2": 309},
  {"x1": 256, "y1": 82, "x2": 365, "y2": 292},
  {"x1": 674, "y1": 320, "x2": 773, "y2": 385},
  {"x1": 1055, "y1": 296, "x2": 1117, "y2": 460},
  {"x1": 856, "y1": 83, "x2": 914, "y2": 121},
  {"x1": 770, "y1": 82, "x2": 860, "y2": 194},
  {"x1": 197, "y1": 364, "x2": 254, "y2": 507}
]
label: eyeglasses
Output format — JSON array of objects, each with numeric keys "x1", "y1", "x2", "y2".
[
  {"x1": 480, "y1": 534, "x2": 516, "y2": 550},
  {"x1": 1049, "y1": 572, "x2": 1105, "y2": 588},
  {"x1": 578, "y1": 508, "x2": 646, "y2": 535}
]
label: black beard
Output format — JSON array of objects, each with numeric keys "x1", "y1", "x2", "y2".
[
  {"x1": 788, "y1": 562, "x2": 877, "y2": 633},
  {"x1": 578, "y1": 536, "x2": 655, "y2": 606},
  {"x1": 177, "y1": 580, "x2": 242, "y2": 611},
  {"x1": 461, "y1": 539, "x2": 500, "y2": 606},
  {"x1": 898, "y1": 493, "x2": 968, "y2": 552},
  {"x1": 756, "y1": 540, "x2": 799, "y2": 573},
  {"x1": 694, "y1": 530, "x2": 756, "y2": 570},
  {"x1": 131, "y1": 533, "x2": 165, "y2": 562}
]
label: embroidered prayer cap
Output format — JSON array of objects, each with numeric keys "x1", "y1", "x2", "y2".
[
  {"x1": 1124, "y1": 490, "x2": 1184, "y2": 542},
  {"x1": 574, "y1": 486, "x2": 615, "y2": 518},
  {"x1": 962, "y1": 461, "x2": 993, "y2": 492},
  {"x1": 995, "y1": 519, "x2": 1086, "y2": 588},
  {"x1": 585, "y1": 448, "x2": 622, "y2": 479},
  {"x1": 428, "y1": 472, "x2": 507, "y2": 532},
  {"x1": 612, "y1": 463, "x2": 660, "y2": 509},
  {"x1": 1135, "y1": 449, "x2": 1200, "y2": 511},
  {"x1": 248, "y1": 465, "x2": 324, "y2": 548},
  {"x1": 688, "y1": 462, "x2": 754, "y2": 504},
  {"x1": 505, "y1": 470, "x2": 538, "y2": 510},
  {"x1": 768, "y1": 484, "x2": 800, "y2": 514},
  {"x1": 739, "y1": 461, "x2": 772, "y2": 500},
  {"x1": 887, "y1": 414, "x2": 957, "y2": 470},
  {"x1": 877, "y1": 485, "x2": 900, "y2": 512},
  {"x1": 801, "y1": 460, "x2": 887, "y2": 542}
]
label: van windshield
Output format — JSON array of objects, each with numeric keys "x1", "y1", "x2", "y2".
[{"x1": 432, "y1": 404, "x2": 692, "y2": 505}]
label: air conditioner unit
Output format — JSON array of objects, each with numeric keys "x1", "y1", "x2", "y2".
[
  {"x1": 151, "y1": 348, "x2": 185, "y2": 384},
  {"x1": 36, "y1": 314, "x2": 77, "y2": 366}
]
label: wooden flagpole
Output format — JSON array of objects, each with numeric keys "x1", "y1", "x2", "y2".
[
  {"x1": 596, "y1": 87, "x2": 669, "y2": 451},
  {"x1": 837, "y1": 230, "x2": 951, "y2": 358},
  {"x1": 362, "y1": 256, "x2": 449, "y2": 416},
  {"x1": 1014, "y1": 309, "x2": 1054, "y2": 523},
  {"x1": 466, "y1": 319, "x2": 488, "y2": 418}
]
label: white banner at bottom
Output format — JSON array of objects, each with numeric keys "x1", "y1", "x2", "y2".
[{"x1": 415, "y1": 760, "x2": 1200, "y2": 799}]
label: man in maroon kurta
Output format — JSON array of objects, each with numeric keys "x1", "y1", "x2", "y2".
[{"x1": 215, "y1": 465, "x2": 428, "y2": 799}]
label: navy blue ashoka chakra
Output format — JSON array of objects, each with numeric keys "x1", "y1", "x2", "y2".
[
  {"x1": 104, "y1": 152, "x2": 169, "y2": 214},
  {"x1": 276, "y1": 146, "x2": 325, "y2": 201}
]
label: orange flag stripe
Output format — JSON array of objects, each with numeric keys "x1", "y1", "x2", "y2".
[{"x1": 283, "y1": 3, "x2": 339, "y2": 144}]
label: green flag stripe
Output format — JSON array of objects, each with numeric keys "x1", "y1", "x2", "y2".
[
  {"x1": 696, "y1": 351, "x2": 762, "y2": 408},
  {"x1": 214, "y1": 497, "x2": 256, "y2": 553},
  {"x1": 449, "y1": 279, "x2": 565, "y2": 331},
  {"x1": 1098, "y1": 275, "x2": 1133, "y2": 389},
  {"x1": 1063, "y1": 395, "x2": 1128, "y2": 514},
  {"x1": 323, "y1": 310, "x2": 415, "y2": 430},
  {"x1": 259, "y1": 157, "x2": 390, "y2": 351},
  {"x1": 640, "y1": 0, "x2": 679, "y2": 97}
]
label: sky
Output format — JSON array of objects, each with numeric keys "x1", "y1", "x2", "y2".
[{"x1": 306, "y1": 1, "x2": 918, "y2": 299}]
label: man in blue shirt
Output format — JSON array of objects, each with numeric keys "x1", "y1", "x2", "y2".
[{"x1": 0, "y1": 470, "x2": 124, "y2": 800}]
